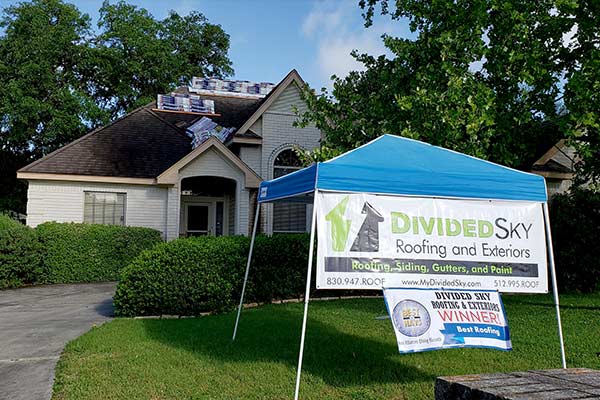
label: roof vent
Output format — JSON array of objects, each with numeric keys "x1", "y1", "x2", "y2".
[{"x1": 189, "y1": 77, "x2": 275, "y2": 98}]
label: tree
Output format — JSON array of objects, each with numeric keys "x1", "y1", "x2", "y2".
[
  {"x1": 0, "y1": 0, "x2": 234, "y2": 212},
  {"x1": 0, "y1": 0, "x2": 102, "y2": 212},
  {"x1": 559, "y1": 0, "x2": 600, "y2": 185},
  {"x1": 298, "y1": 0, "x2": 570, "y2": 171},
  {"x1": 0, "y1": 0, "x2": 101, "y2": 157},
  {"x1": 89, "y1": 1, "x2": 233, "y2": 118}
]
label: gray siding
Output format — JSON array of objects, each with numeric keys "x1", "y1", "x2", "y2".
[
  {"x1": 258, "y1": 92, "x2": 321, "y2": 233},
  {"x1": 239, "y1": 144, "x2": 262, "y2": 175},
  {"x1": 260, "y1": 112, "x2": 320, "y2": 180},
  {"x1": 546, "y1": 178, "x2": 573, "y2": 198},
  {"x1": 249, "y1": 118, "x2": 262, "y2": 135},
  {"x1": 269, "y1": 83, "x2": 308, "y2": 115},
  {"x1": 26, "y1": 180, "x2": 169, "y2": 237}
]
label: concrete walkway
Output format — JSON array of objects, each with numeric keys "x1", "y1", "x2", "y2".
[{"x1": 0, "y1": 282, "x2": 116, "y2": 400}]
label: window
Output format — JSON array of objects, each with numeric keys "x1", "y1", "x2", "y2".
[
  {"x1": 273, "y1": 149, "x2": 303, "y2": 178},
  {"x1": 273, "y1": 149, "x2": 307, "y2": 232},
  {"x1": 84, "y1": 192, "x2": 126, "y2": 225}
]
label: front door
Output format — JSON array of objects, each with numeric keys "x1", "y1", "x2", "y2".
[
  {"x1": 186, "y1": 203, "x2": 212, "y2": 236},
  {"x1": 185, "y1": 200, "x2": 226, "y2": 237}
]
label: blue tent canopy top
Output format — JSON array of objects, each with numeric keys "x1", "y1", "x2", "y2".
[{"x1": 258, "y1": 134, "x2": 547, "y2": 203}]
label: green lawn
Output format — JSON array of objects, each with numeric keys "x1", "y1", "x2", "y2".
[{"x1": 53, "y1": 294, "x2": 600, "y2": 400}]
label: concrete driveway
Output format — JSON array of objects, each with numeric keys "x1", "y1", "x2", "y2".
[{"x1": 0, "y1": 282, "x2": 116, "y2": 400}]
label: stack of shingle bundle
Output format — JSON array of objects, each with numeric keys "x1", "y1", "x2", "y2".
[
  {"x1": 156, "y1": 93, "x2": 215, "y2": 114},
  {"x1": 186, "y1": 117, "x2": 236, "y2": 149},
  {"x1": 189, "y1": 77, "x2": 275, "y2": 98},
  {"x1": 259, "y1": 82, "x2": 273, "y2": 95}
]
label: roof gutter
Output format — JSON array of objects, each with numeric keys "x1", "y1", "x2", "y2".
[{"x1": 17, "y1": 172, "x2": 157, "y2": 186}]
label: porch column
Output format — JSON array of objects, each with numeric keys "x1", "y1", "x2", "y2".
[
  {"x1": 236, "y1": 187, "x2": 250, "y2": 235},
  {"x1": 166, "y1": 182, "x2": 180, "y2": 241}
]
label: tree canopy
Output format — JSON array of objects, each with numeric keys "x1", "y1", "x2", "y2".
[
  {"x1": 299, "y1": 0, "x2": 598, "y2": 183},
  {"x1": 90, "y1": 1, "x2": 233, "y2": 118},
  {"x1": 0, "y1": 0, "x2": 233, "y2": 212}
]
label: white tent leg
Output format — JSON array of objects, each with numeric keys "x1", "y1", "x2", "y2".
[
  {"x1": 232, "y1": 201, "x2": 261, "y2": 341},
  {"x1": 543, "y1": 202, "x2": 567, "y2": 368},
  {"x1": 294, "y1": 194, "x2": 319, "y2": 400}
]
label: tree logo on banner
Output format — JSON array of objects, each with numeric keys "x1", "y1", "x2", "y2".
[
  {"x1": 325, "y1": 196, "x2": 384, "y2": 252},
  {"x1": 325, "y1": 196, "x2": 352, "y2": 251}
]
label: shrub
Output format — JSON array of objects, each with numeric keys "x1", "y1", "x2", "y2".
[
  {"x1": 36, "y1": 222, "x2": 162, "y2": 284},
  {"x1": 250, "y1": 234, "x2": 310, "y2": 302},
  {"x1": 114, "y1": 236, "x2": 249, "y2": 316},
  {"x1": 0, "y1": 215, "x2": 43, "y2": 288},
  {"x1": 114, "y1": 234, "x2": 313, "y2": 316},
  {"x1": 550, "y1": 188, "x2": 600, "y2": 293}
]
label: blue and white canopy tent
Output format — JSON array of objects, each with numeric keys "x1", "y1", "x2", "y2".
[{"x1": 232, "y1": 134, "x2": 565, "y2": 399}]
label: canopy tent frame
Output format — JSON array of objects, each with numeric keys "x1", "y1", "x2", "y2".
[{"x1": 231, "y1": 135, "x2": 566, "y2": 399}]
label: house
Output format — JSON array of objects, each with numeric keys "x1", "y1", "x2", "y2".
[
  {"x1": 530, "y1": 139, "x2": 577, "y2": 198},
  {"x1": 17, "y1": 70, "x2": 321, "y2": 240}
]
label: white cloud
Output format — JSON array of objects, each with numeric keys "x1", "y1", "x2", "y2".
[
  {"x1": 317, "y1": 31, "x2": 388, "y2": 83},
  {"x1": 301, "y1": 1, "x2": 410, "y2": 90},
  {"x1": 302, "y1": 4, "x2": 344, "y2": 37}
]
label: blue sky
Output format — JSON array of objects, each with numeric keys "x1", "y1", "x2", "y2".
[{"x1": 4, "y1": 0, "x2": 413, "y2": 91}]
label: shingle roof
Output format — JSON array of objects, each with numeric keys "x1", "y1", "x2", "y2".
[
  {"x1": 19, "y1": 108, "x2": 192, "y2": 178},
  {"x1": 20, "y1": 71, "x2": 300, "y2": 178}
]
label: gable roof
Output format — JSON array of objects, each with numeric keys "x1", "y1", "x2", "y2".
[
  {"x1": 531, "y1": 139, "x2": 577, "y2": 179},
  {"x1": 235, "y1": 69, "x2": 306, "y2": 136},
  {"x1": 157, "y1": 136, "x2": 261, "y2": 188},
  {"x1": 532, "y1": 140, "x2": 576, "y2": 171},
  {"x1": 19, "y1": 107, "x2": 192, "y2": 179}
]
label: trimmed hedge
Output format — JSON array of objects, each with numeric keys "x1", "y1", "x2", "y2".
[
  {"x1": 0, "y1": 215, "x2": 43, "y2": 289},
  {"x1": 114, "y1": 236, "x2": 248, "y2": 316},
  {"x1": 248, "y1": 234, "x2": 311, "y2": 303},
  {"x1": 36, "y1": 222, "x2": 162, "y2": 284},
  {"x1": 114, "y1": 234, "x2": 311, "y2": 317},
  {"x1": 550, "y1": 188, "x2": 600, "y2": 293}
]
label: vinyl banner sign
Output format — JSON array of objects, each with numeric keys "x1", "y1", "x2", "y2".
[
  {"x1": 383, "y1": 288, "x2": 511, "y2": 353},
  {"x1": 316, "y1": 192, "x2": 548, "y2": 293}
]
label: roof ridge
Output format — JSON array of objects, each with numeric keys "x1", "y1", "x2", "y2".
[
  {"x1": 234, "y1": 69, "x2": 305, "y2": 137},
  {"x1": 19, "y1": 107, "x2": 148, "y2": 172}
]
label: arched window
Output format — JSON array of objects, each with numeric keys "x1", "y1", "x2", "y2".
[
  {"x1": 273, "y1": 149, "x2": 307, "y2": 232},
  {"x1": 273, "y1": 149, "x2": 303, "y2": 178}
]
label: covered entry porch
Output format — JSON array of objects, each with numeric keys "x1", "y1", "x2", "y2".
[
  {"x1": 157, "y1": 137, "x2": 261, "y2": 240},
  {"x1": 179, "y1": 176, "x2": 236, "y2": 237}
]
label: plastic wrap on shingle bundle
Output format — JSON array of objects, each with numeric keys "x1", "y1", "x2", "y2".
[
  {"x1": 186, "y1": 117, "x2": 236, "y2": 149},
  {"x1": 156, "y1": 94, "x2": 215, "y2": 114},
  {"x1": 188, "y1": 77, "x2": 275, "y2": 98}
]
